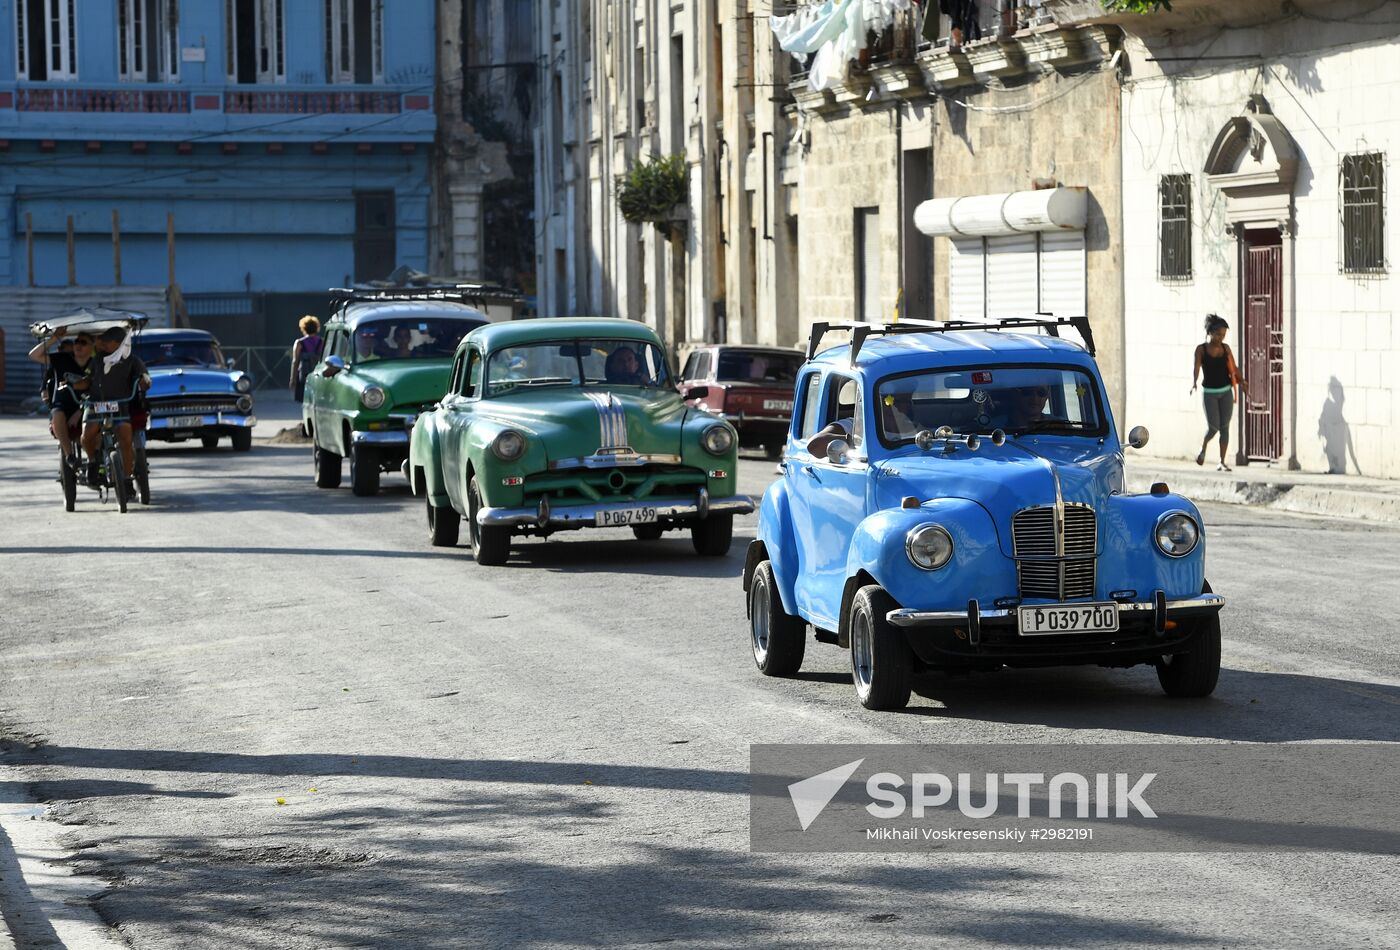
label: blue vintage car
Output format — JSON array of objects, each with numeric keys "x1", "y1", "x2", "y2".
[
  {"x1": 744, "y1": 318, "x2": 1225, "y2": 710},
  {"x1": 136, "y1": 328, "x2": 256, "y2": 451}
]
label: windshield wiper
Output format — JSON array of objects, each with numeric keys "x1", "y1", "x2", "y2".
[{"x1": 1013, "y1": 418, "x2": 1088, "y2": 434}]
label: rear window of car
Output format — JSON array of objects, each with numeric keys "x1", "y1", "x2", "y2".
[{"x1": 716, "y1": 350, "x2": 802, "y2": 384}]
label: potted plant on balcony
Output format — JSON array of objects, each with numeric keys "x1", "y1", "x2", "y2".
[{"x1": 617, "y1": 154, "x2": 689, "y2": 235}]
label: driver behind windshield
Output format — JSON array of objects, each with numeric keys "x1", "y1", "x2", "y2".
[
  {"x1": 604, "y1": 346, "x2": 645, "y2": 385},
  {"x1": 1002, "y1": 384, "x2": 1051, "y2": 430}
]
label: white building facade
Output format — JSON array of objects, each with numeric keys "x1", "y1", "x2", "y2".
[{"x1": 1118, "y1": 0, "x2": 1400, "y2": 477}]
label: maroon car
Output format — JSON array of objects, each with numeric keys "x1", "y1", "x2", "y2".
[{"x1": 679, "y1": 345, "x2": 804, "y2": 458}]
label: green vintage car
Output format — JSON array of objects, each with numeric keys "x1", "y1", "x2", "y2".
[
  {"x1": 303, "y1": 293, "x2": 492, "y2": 495},
  {"x1": 408, "y1": 317, "x2": 754, "y2": 565}
]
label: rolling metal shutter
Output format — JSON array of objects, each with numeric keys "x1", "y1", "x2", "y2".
[
  {"x1": 1038, "y1": 229, "x2": 1086, "y2": 317},
  {"x1": 985, "y1": 233, "x2": 1039, "y2": 319},
  {"x1": 947, "y1": 237, "x2": 985, "y2": 321}
]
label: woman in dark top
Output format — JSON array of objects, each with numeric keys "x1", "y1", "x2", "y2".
[
  {"x1": 1191, "y1": 314, "x2": 1244, "y2": 471},
  {"x1": 290, "y1": 315, "x2": 324, "y2": 402},
  {"x1": 28, "y1": 328, "x2": 94, "y2": 463}
]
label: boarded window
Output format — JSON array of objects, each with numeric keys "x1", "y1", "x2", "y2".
[
  {"x1": 1341, "y1": 153, "x2": 1385, "y2": 274},
  {"x1": 1159, "y1": 173, "x2": 1191, "y2": 280}
]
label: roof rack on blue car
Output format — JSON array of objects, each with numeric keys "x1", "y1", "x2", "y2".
[{"x1": 805, "y1": 315, "x2": 1097, "y2": 363}]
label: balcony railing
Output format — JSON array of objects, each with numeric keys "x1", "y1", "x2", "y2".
[
  {"x1": 16, "y1": 87, "x2": 190, "y2": 113},
  {"x1": 224, "y1": 89, "x2": 403, "y2": 115}
]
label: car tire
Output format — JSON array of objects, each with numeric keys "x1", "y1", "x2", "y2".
[
  {"x1": 201, "y1": 434, "x2": 219, "y2": 450},
  {"x1": 314, "y1": 444, "x2": 342, "y2": 489},
  {"x1": 849, "y1": 585, "x2": 913, "y2": 711},
  {"x1": 231, "y1": 428, "x2": 252, "y2": 452},
  {"x1": 350, "y1": 444, "x2": 380, "y2": 496},
  {"x1": 690, "y1": 513, "x2": 733, "y2": 557},
  {"x1": 427, "y1": 494, "x2": 460, "y2": 547},
  {"x1": 468, "y1": 476, "x2": 510, "y2": 566},
  {"x1": 749, "y1": 561, "x2": 805, "y2": 676},
  {"x1": 1156, "y1": 611, "x2": 1221, "y2": 698},
  {"x1": 631, "y1": 524, "x2": 664, "y2": 541}
]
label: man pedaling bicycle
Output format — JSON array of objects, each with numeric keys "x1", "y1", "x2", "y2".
[{"x1": 70, "y1": 327, "x2": 151, "y2": 490}]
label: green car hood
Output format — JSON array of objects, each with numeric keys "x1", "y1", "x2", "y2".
[
  {"x1": 479, "y1": 386, "x2": 691, "y2": 458},
  {"x1": 350, "y1": 359, "x2": 453, "y2": 408}
]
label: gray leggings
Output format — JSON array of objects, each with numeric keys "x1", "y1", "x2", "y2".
[{"x1": 1202, "y1": 390, "x2": 1234, "y2": 446}]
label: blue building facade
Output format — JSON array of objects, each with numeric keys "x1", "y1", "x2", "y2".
[{"x1": 0, "y1": 0, "x2": 436, "y2": 296}]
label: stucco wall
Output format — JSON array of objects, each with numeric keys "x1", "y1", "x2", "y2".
[
  {"x1": 1121, "y1": 23, "x2": 1400, "y2": 478},
  {"x1": 932, "y1": 66, "x2": 1125, "y2": 419}
]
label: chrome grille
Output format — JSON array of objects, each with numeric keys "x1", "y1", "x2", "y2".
[
  {"x1": 150, "y1": 398, "x2": 238, "y2": 415},
  {"x1": 1012, "y1": 505, "x2": 1098, "y2": 601}
]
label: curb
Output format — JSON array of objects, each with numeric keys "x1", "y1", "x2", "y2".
[{"x1": 1125, "y1": 471, "x2": 1400, "y2": 524}]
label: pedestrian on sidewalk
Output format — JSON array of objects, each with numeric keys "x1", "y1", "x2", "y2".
[
  {"x1": 1190, "y1": 314, "x2": 1244, "y2": 471},
  {"x1": 290, "y1": 315, "x2": 324, "y2": 403}
]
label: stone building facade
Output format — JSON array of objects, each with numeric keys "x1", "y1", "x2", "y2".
[{"x1": 1111, "y1": 0, "x2": 1400, "y2": 478}]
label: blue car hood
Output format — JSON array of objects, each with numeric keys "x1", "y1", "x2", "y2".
[
  {"x1": 147, "y1": 367, "x2": 237, "y2": 396},
  {"x1": 873, "y1": 440, "x2": 1124, "y2": 558}
]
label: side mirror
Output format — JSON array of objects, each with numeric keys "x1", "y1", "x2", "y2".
[
  {"x1": 226, "y1": 357, "x2": 236, "y2": 370},
  {"x1": 687, "y1": 385, "x2": 710, "y2": 401},
  {"x1": 825, "y1": 438, "x2": 850, "y2": 465},
  {"x1": 323, "y1": 355, "x2": 346, "y2": 378},
  {"x1": 1127, "y1": 425, "x2": 1150, "y2": 449}
]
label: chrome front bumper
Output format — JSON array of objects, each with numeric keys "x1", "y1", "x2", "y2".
[
  {"x1": 478, "y1": 488, "x2": 754, "y2": 529},
  {"x1": 887, "y1": 593, "x2": 1226, "y2": 630},
  {"x1": 350, "y1": 429, "x2": 409, "y2": 445},
  {"x1": 148, "y1": 413, "x2": 256, "y2": 430}
]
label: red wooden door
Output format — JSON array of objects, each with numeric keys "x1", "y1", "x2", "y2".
[{"x1": 1243, "y1": 234, "x2": 1283, "y2": 461}]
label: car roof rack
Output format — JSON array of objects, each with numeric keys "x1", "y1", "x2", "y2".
[
  {"x1": 328, "y1": 282, "x2": 523, "y2": 315},
  {"x1": 805, "y1": 315, "x2": 1096, "y2": 363}
]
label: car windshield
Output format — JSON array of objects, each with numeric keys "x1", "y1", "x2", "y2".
[
  {"x1": 715, "y1": 350, "x2": 802, "y2": 384},
  {"x1": 877, "y1": 366, "x2": 1106, "y2": 442},
  {"x1": 485, "y1": 339, "x2": 671, "y2": 395},
  {"x1": 138, "y1": 339, "x2": 223, "y2": 367},
  {"x1": 352, "y1": 317, "x2": 485, "y2": 362}
]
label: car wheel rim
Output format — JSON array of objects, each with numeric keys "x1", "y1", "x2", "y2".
[
  {"x1": 852, "y1": 611, "x2": 874, "y2": 695},
  {"x1": 469, "y1": 483, "x2": 481, "y2": 546},
  {"x1": 751, "y1": 577, "x2": 770, "y2": 662}
]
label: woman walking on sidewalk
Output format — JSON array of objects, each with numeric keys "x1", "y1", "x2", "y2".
[{"x1": 1191, "y1": 314, "x2": 1244, "y2": 471}]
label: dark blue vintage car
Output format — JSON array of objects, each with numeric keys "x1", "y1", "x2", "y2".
[
  {"x1": 744, "y1": 318, "x2": 1225, "y2": 710},
  {"x1": 136, "y1": 328, "x2": 256, "y2": 451}
]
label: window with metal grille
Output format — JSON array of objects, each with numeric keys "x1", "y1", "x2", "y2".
[
  {"x1": 1341, "y1": 153, "x2": 1385, "y2": 274},
  {"x1": 1158, "y1": 173, "x2": 1192, "y2": 280}
]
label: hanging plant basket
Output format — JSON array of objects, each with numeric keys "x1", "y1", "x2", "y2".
[{"x1": 617, "y1": 154, "x2": 689, "y2": 231}]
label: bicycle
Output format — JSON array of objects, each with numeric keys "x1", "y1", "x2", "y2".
[{"x1": 71, "y1": 377, "x2": 149, "y2": 513}]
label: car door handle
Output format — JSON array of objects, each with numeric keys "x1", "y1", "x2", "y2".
[{"x1": 802, "y1": 464, "x2": 819, "y2": 479}]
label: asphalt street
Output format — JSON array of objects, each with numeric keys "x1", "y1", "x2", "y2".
[{"x1": 1, "y1": 401, "x2": 1398, "y2": 949}]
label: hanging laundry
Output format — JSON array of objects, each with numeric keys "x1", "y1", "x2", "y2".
[{"x1": 771, "y1": 0, "x2": 912, "y2": 92}]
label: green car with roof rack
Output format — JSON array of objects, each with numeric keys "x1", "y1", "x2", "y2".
[
  {"x1": 302, "y1": 284, "x2": 518, "y2": 496},
  {"x1": 408, "y1": 317, "x2": 753, "y2": 565}
]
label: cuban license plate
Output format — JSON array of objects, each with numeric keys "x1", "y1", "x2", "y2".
[
  {"x1": 91, "y1": 401, "x2": 120, "y2": 414},
  {"x1": 599, "y1": 506, "x2": 657, "y2": 527},
  {"x1": 763, "y1": 399, "x2": 793, "y2": 412},
  {"x1": 168, "y1": 415, "x2": 205, "y2": 428},
  {"x1": 1018, "y1": 602, "x2": 1119, "y2": 636}
]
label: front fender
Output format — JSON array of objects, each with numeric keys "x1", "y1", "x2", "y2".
[
  {"x1": 845, "y1": 498, "x2": 1014, "y2": 612},
  {"x1": 409, "y1": 415, "x2": 449, "y2": 505},
  {"x1": 756, "y1": 477, "x2": 800, "y2": 616},
  {"x1": 1099, "y1": 493, "x2": 1206, "y2": 599}
]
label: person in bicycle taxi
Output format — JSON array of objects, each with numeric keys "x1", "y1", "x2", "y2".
[
  {"x1": 27, "y1": 327, "x2": 95, "y2": 464},
  {"x1": 73, "y1": 327, "x2": 151, "y2": 488}
]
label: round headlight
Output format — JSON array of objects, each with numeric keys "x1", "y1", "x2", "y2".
[
  {"x1": 700, "y1": 423, "x2": 735, "y2": 456},
  {"x1": 1155, "y1": 512, "x2": 1200, "y2": 558},
  {"x1": 906, "y1": 523, "x2": 954, "y2": 571},
  {"x1": 491, "y1": 429, "x2": 526, "y2": 461},
  {"x1": 234, "y1": 375, "x2": 253, "y2": 393},
  {"x1": 235, "y1": 394, "x2": 254, "y2": 413},
  {"x1": 361, "y1": 386, "x2": 386, "y2": 410}
]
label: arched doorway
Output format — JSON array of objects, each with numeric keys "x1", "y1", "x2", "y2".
[{"x1": 1203, "y1": 95, "x2": 1298, "y2": 466}]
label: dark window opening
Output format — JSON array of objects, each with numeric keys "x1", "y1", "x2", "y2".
[
  {"x1": 1159, "y1": 173, "x2": 1192, "y2": 280},
  {"x1": 353, "y1": 191, "x2": 396, "y2": 283},
  {"x1": 1341, "y1": 153, "x2": 1385, "y2": 274}
]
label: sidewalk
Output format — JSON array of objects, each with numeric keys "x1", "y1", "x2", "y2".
[{"x1": 1126, "y1": 456, "x2": 1400, "y2": 524}]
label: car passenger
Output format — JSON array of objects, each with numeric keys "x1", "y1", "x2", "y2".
[
  {"x1": 28, "y1": 328, "x2": 94, "y2": 463},
  {"x1": 354, "y1": 327, "x2": 382, "y2": 361},
  {"x1": 387, "y1": 325, "x2": 416, "y2": 359},
  {"x1": 604, "y1": 346, "x2": 645, "y2": 385},
  {"x1": 76, "y1": 327, "x2": 150, "y2": 488}
]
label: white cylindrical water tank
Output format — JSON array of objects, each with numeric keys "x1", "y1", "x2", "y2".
[{"x1": 913, "y1": 186, "x2": 1087, "y2": 237}]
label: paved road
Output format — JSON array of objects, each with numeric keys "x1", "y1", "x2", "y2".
[{"x1": 1, "y1": 406, "x2": 1398, "y2": 949}]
